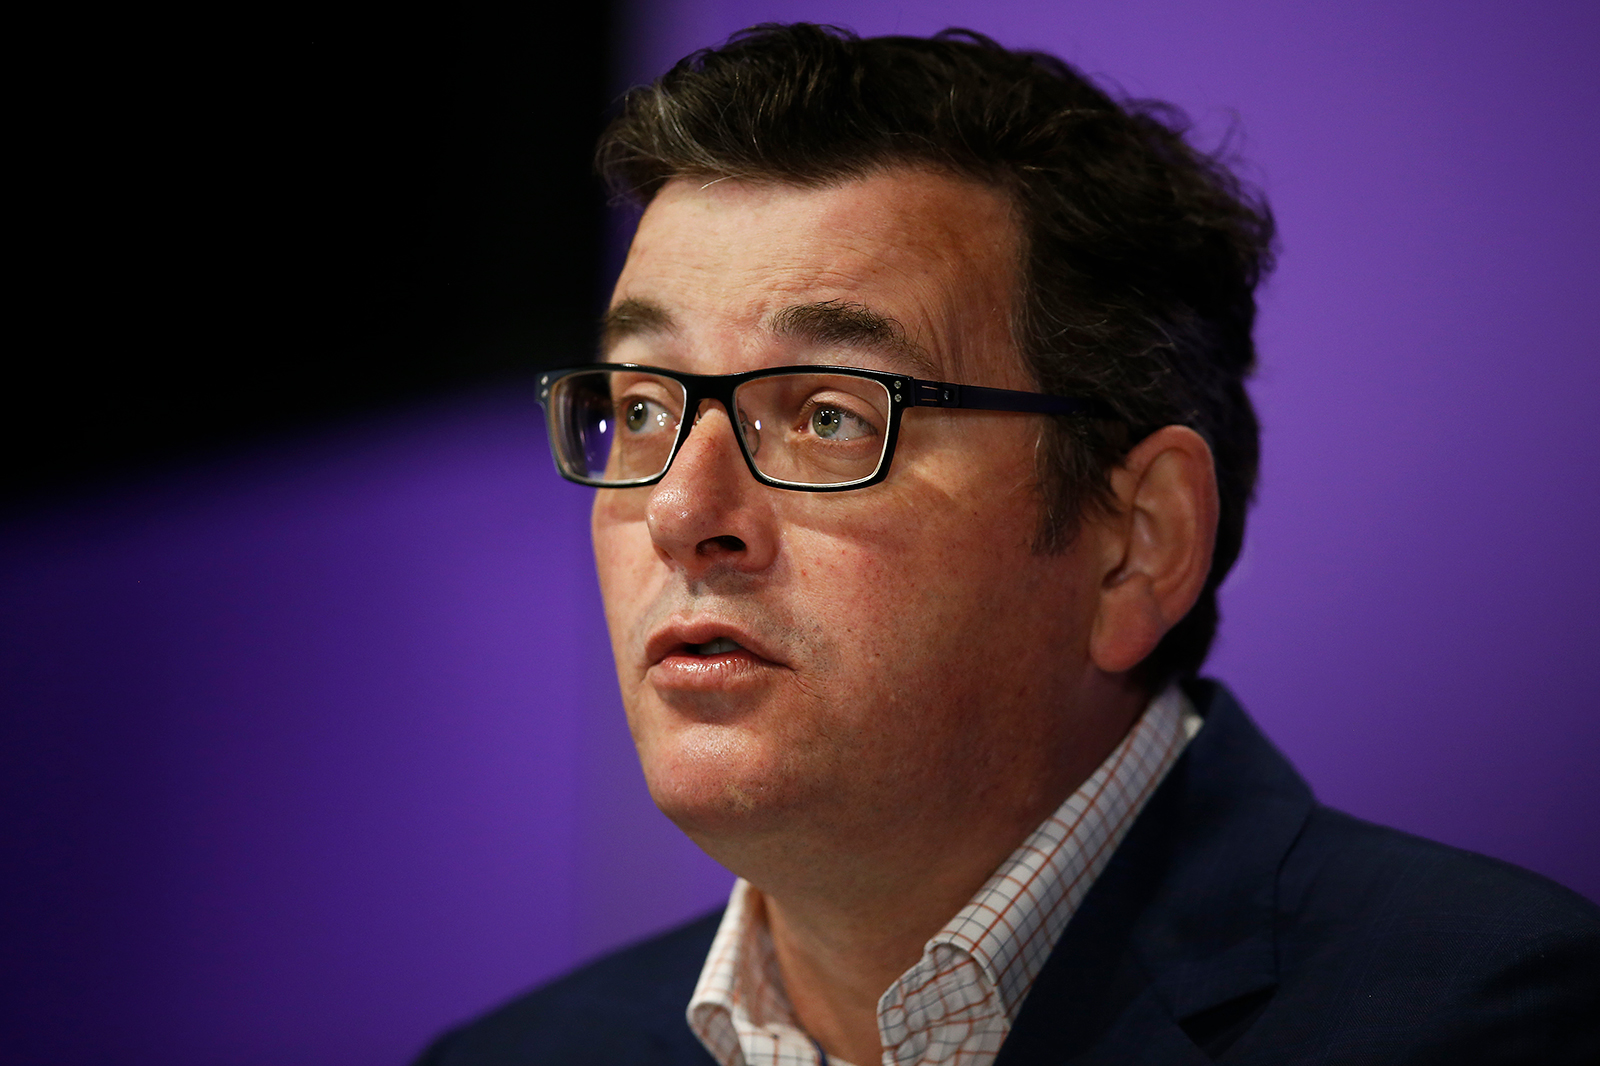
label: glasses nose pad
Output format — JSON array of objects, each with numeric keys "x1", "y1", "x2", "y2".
[
  {"x1": 690, "y1": 398, "x2": 724, "y2": 427},
  {"x1": 682, "y1": 398, "x2": 740, "y2": 453},
  {"x1": 736, "y1": 404, "x2": 761, "y2": 456}
]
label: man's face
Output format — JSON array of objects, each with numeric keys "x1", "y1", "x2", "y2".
[{"x1": 593, "y1": 169, "x2": 1107, "y2": 871}]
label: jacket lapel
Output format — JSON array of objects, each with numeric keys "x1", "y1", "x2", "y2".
[{"x1": 996, "y1": 682, "x2": 1314, "y2": 1065}]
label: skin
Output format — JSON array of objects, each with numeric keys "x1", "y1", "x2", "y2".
[{"x1": 591, "y1": 168, "x2": 1219, "y2": 1062}]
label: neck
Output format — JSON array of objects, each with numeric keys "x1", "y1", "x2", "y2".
[
  {"x1": 762, "y1": 891, "x2": 901, "y2": 1064},
  {"x1": 752, "y1": 813, "x2": 1039, "y2": 1062},
  {"x1": 718, "y1": 679, "x2": 1146, "y2": 1063}
]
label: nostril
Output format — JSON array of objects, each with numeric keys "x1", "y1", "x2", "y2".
[{"x1": 697, "y1": 535, "x2": 746, "y2": 556}]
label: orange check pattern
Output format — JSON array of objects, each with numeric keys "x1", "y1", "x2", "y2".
[{"x1": 687, "y1": 685, "x2": 1200, "y2": 1066}]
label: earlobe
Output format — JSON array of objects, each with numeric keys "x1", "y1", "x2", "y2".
[{"x1": 1088, "y1": 426, "x2": 1220, "y2": 676}]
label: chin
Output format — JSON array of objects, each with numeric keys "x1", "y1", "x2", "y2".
[{"x1": 637, "y1": 721, "x2": 810, "y2": 837}]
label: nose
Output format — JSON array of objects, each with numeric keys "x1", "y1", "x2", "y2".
[{"x1": 645, "y1": 400, "x2": 779, "y2": 579}]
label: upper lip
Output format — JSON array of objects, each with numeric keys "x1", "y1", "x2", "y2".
[{"x1": 644, "y1": 618, "x2": 784, "y2": 667}]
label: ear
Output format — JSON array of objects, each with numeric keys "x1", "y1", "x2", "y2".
[{"x1": 1089, "y1": 425, "x2": 1220, "y2": 676}]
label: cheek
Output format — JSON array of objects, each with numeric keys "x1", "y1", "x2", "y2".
[
  {"x1": 782, "y1": 435, "x2": 1060, "y2": 701},
  {"x1": 784, "y1": 500, "x2": 1013, "y2": 686},
  {"x1": 591, "y1": 497, "x2": 659, "y2": 649}
]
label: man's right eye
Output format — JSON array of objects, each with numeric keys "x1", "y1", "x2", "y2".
[{"x1": 623, "y1": 398, "x2": 673, "y2": 434}]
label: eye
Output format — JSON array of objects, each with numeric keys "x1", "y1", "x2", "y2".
[
  {"x1": 809, "y1": 404, "x2": 873, "y2": 441},
  {"x1": 623, "y1": 398, "x2": 673, "y2": 434}
]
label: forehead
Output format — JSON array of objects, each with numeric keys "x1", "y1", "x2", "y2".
[{"x1": 608, "y1": 168, "x2": 1025, "y2": 384}]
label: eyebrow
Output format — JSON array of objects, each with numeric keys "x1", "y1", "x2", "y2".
[
  {"x1": 599, "y1": 296, "x2": 938, "y2": 377},
  {"x1": 600, "y1": 297, "x2": 676, "y2": 356},
  {"x1": 767, "y1": 301, "x2": 937, "y2": 377}
]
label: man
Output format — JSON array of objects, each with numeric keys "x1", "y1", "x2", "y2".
[{"x1": 417, "y1": 25, "x2": 1600, "y2": 1065}]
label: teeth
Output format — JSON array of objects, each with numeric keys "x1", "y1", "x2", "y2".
[{"x1": 691, "y1": 637, "x2": 742, "y2": 655}]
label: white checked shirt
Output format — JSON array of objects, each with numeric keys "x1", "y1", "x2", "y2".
[{"x1": 687, "y1": 685, "x2": 1201, "y2": 1066}]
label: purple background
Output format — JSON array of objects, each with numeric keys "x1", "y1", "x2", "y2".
[{"x1": 3, "y1": 2, "x2": 1597, "y2": 1062}]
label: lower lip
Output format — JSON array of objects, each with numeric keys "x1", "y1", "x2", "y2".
[{"x1": 648, "y1": 649, "x2": 780, "y2": 691}]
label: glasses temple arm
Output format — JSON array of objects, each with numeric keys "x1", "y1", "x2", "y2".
[{"x1": 912, "y1": 380, "x2": 1118, "y2": 419}]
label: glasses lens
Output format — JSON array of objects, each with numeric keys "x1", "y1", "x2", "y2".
[
  {"x1": 549, "y1": 369, "x2": 685, "y2": 483},
  {"x1": 733, "y1": 372, "x2": 892, "y2": 486}
]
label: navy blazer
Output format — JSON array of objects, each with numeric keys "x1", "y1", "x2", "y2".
[{"x1": 415, "y1": 682, "x2": 1600, "y2": 1064}]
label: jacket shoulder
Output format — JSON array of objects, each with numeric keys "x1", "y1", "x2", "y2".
[
  {"x1": 1255, "y1": 804, "x2": 1600, "y2": 1063},
  {"x1": 1285, "y1": 803, "x2": 1600, "y2": 931},
  {"x1": 412, "y1": 910, "x2": 722, "y2": 1066}
]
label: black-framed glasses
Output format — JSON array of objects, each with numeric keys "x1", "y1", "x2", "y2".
[{"x1": 537, "y1": 363, "x2": 1116, "y2": 492}]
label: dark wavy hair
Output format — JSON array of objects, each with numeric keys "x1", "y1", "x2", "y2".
[{"x1": 596, "y1": 24, "x2": 1276, "y2": 689}]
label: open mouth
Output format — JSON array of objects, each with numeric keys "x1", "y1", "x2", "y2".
[
  {"x1": 685, "y1": 637, "x2": 743, "y2": 656},
  {"x1": 647, "y1": 627, "x2": 779, "y2": 692}
]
